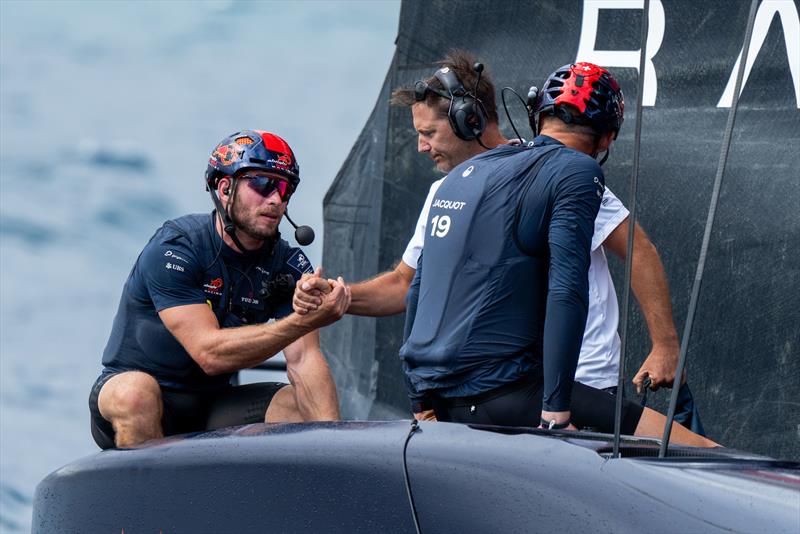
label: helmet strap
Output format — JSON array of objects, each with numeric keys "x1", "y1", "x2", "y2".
[
  {"x1": 587, "y1": 129, "x2": 611, "y2": 167},
  {"x1": 225, "y1": 177, "x2": 239, "y2": 221},
  {"x1": 597, "y1": 147, "x2": 610, "y2": 166},
  {"x1": 224, "y1": 178, "x2": 260, "y2": 253},
  {"x1": 209, "y1": 179, "x2": 252, "y2": 254}
]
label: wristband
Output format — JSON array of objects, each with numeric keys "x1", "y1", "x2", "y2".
[{"x1": 540, "y1": 418, "x2": 570, "y2": 430}]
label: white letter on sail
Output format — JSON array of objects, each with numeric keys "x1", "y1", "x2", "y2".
[
  {"x1": 576, "y1": 0, "x2": 666, "y2": 107},
  {"x1": 717, "y1": 0, "x2": 800, "y2": 109}
]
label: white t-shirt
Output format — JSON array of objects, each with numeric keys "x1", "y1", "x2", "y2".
[{"x1": 402, "y1": 179, "x2": 629, "y2": 390}]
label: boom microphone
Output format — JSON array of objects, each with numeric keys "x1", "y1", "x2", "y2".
[
  {"x1": 527, "y1": 86, "x2": 540, "y2": 135},
  {"x1": 527, "y1": 86, "x2": 539, "y2": 109},
  {"x1": 471, "y1": 62, "x2": 489, "y2": 149},
  {"x1": 283, "y1": 210, "x2": 315, "y2": 246},
  {"x1": 472, "y1": 62, "x2": 484, "y2": 97}
]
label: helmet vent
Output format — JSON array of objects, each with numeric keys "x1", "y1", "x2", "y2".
[{"x1": 235, "y1": 137, "x2": 254, "y2": 145}]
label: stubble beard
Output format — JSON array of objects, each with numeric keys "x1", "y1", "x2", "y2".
[
  {"x1": 434, "y1": 144, "x2": 478, "y2": 174},
  {"x1": 434, "y1": 156, "x2": 454, "y2": 174},
  {"x1": 229, "y1": 200, "x2": 278, "y2": 241}
]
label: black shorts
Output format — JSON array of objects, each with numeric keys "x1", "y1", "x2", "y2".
[
  {"x1": 430, "y1": 375, "x2": 644, "y2": 435},
  {"x1": 88, "y1": 371, "x2": 285, "y2": 450}
]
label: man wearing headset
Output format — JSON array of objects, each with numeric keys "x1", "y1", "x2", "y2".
[{"x1": 88, "y1": 130, "x2": 349, "y2": 450}]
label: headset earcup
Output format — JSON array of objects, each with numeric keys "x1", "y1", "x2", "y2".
[
  {"x1": 451, "y1": 98, "x2": 486, "y2": 140},
  {"x1": 450, "y1": 107, "x2": 471, "y2": 140},
  {"x1": 471, "y1": 104, "x2": 487, "y2": 137},
  {"x1": 435, "y1": 66, "x2": 488, "y2": 141}
]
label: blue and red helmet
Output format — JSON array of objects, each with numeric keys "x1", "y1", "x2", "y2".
[
  {"x1": 532, "y1": 62, "x2": 624, "y2": 137},
  {"x1": 205, "y1": 130, "x2": 300, "y2": 191}
]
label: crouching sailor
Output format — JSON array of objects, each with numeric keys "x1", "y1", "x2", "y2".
[{"x1": 89, "y1": 130, "x2": 349, "y2": 449}]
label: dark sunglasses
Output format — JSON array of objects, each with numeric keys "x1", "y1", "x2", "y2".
[{"x1": 242, "y1": 175, "x2": 295, "y2": 201}]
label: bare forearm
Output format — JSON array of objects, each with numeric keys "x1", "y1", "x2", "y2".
[
  {"x1": 348, "y1": 263, "x2": 414, "y2": 316},
  {"x1": 604, "y1": 221, "x2": 680, "y2": 389},
  {"x1": 198, "y1": 314, "x2": 314, "y2": 375},
  {"x1": 605, "y1": 221, "x2": 679, "y2": 348},
  {"x1": 163, "y1": 281, "x2": 349, "y2": 377},
  {"x1": 630, "y1": 238, "x2": 679, "y2": 348}
]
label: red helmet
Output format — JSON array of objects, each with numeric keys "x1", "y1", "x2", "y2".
[
  {"x1": 532, "y1": 62, "x2": 624, "y2": 137},
  {"x1": 205, "y1": 130, "x2": 300, "y2": 191}
]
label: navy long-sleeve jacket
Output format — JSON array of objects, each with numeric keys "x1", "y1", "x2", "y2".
[{"x1": 400, "y1": 136, "x2": 604, "y2": 412}]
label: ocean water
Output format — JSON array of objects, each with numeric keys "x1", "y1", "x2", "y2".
[{"x1": 0, "y1": 1, "x2": 400, "y2": 531}]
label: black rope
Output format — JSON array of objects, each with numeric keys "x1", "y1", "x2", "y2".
[
  {"x1": 613, "y1": 0, "x2": 650, "y2": 460},
  {"x1": 402, "y1": 419, "x2": 422, "y2": 534},
  {"x1": 500, "y1": 86, "x2": 528, "y2": 144},
  {"x1": 205, "y1": 211, "x2": 226, "y2": 271},
  {"x1": 659, "y1": 0, "x2": 760, "y2": 458}
]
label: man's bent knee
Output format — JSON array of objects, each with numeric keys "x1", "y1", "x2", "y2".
[
  {"x1": 97, "y1": 371, "x2": 163, "y2": 446},
  {"x1": 98, "y1": 372, "x2": 161, "y2": 419},
  {"x1": 265, "y1": 385, "x2": 303, "y2": 423}
]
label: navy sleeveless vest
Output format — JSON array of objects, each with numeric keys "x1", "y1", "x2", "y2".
[{"x1": 400, "y1": 144, "x2": 561, "y2": 394}]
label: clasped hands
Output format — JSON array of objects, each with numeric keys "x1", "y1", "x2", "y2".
[{"x1": 294, "y1": 267, "x2": 351, "y2": 328}]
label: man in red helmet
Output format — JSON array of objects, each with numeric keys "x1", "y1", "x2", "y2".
[{"x1": 88, "y1": 130, "x2": 348, "y2": 450}]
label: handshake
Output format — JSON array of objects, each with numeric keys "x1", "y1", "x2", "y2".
[{"x1": 293, "y1": 267, "x2": 351, "y2": 328}]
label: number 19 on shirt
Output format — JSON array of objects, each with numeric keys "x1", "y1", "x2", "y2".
[{"x1": 430, "y1": 215, "x2": 451, "y2": 238}]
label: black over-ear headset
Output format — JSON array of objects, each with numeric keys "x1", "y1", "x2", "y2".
[{"x1": 414, "y1": 64, "x2": 488, "y2": 141}]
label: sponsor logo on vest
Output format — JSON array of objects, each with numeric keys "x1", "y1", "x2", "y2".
[
  {"x1": 432, "y1": 199, "x2": 466, "y2": 210},
  {"x1": 164, "y1": 250, "x2": 188, "y2": 263},
  {"x1": 287, "y1": 249, "x2": 313, "y2": 275},
  {"x1": 165, "y1": 262, "x2": 184, "y2": 272},
  {"x1": 295, "y1": 253, "x2": 309, "y2": 271},
  {"x1": 593, "y1": 176, "x2": 605, "y2": 197},
  {"x1": 462, "y1": 165, "x2": 474, "y2": 177},
  {"x1": 204, "y1": 277, "x2": 223, "y2": 296}
]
